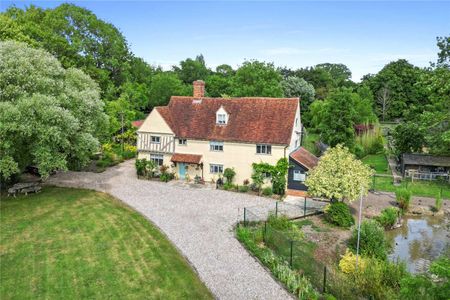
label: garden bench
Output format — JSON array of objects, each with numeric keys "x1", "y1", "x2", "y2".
[{"x1": 7, "y1": 182, "x2": 41, "y2": 197}]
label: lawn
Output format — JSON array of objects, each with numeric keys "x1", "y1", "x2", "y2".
[
  {"x1": 362, "y1": 153, "x2": 390, "y2": 174},
  {"x1": 372, "y1": 176, "x2": 450, "y2": 199},
  {"x1": 0, "y1": 187, "x2": 212, "y2": 299}
]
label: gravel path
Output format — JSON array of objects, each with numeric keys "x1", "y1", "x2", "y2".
[{"x1": 46, "y1": 160, "x2": 292, "y2": 300}]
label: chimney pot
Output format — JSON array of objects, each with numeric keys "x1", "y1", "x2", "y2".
[{"x1": 193, "y1": 80, "x2": 205, "y2": 98}]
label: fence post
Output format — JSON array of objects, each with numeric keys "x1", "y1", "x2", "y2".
[
  {"x1": 289, "y1": 240, "x2": 294, "y2": 267},
  {"x1": 303, "y1": 198, "x2": 307, "y2": 217},
  {"x1": 243, "y1": 207, "x2": 247, "y2": 227},
  {"x1": 323, "y1": 266, "x2": 327, "y2": 293},
  {"x1": 275, "y1": 201, "x2": 278, "y2": 218},
  {"x1": 263, "y1": 221, "x2": 267, "y2": 242},
  {"x1": 372, "y1": 175, "x2": 376, "y2": 191}
]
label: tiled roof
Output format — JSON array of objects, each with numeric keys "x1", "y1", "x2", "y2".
[
  {"x1": 171, "y1": 153, "x2": 202, "y2": 164},
  {"x1": 402, "y1": 154, "x2": 450, "y2": 167},
  {"x1": 290, "y1": 147, "x2": 319, "y2": 170},
  {"x1": 156, "y1": 96, "x2": 299, "y2": 145}
]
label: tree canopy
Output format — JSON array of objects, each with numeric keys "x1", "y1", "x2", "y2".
[
  {"x1": 232, "y1": 61, "x2": 283, "y2": 97},
  {"x1": 0, "y1": 41, "x2": 108, "y2": 180},
  {"x1": 308, "y1": 88, "x2": 377, "y2": 148},
  {"x1": 305, "y1": 145, "x2": 373, "y2": 202}
]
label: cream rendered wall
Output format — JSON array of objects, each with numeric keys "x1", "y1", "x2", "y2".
[
  {"x1": 288, "y1": 102, "x2": 302, "y2": 154},
  {"x1": 138, "y1": 109, "x2": 174, "y2": 135},
  {"x1": 175, "y1": 140, "x2": 286, "y2": 184}
]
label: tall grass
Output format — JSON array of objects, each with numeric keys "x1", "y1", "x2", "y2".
[{"x1": 355, "y1": 123, "x2": 384, "y2": 158}]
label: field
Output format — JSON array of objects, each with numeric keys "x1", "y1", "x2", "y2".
[{"x1": 0, "y1": 187, "x2": 212, "y2": 299}]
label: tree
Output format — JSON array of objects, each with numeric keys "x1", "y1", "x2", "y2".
[
  {"x1": 232, "y1": 60, "x2": 283, "y2": 97},
  {"x1": 3, "y1": 4, "x2": 132, "y2": 100},
  {"x1": 392, "y1": 122, "x2": 425, "y2": 155},
  {"x1": 286, "y1": 66, "x2": 334, "y2": 99},
  {"x1": 315, "y1": 63, "x2": 352, "y2": 87},
  {"x1": 205, "y1": 74, "x2": 233, "y2": 97},
  {"x1": 436, "y1": 36, "x2": 450, "y2": 67},
  {"x1": 281, "y1": 76, "x2": 315, "y2": 119},
  {"x1": 305, "y1": 145, "x2": 373, "y2": 202},
  {"x1": 362, "y1": 59, "x2": 426, "y2": 120},
  {"x1": 173, "y1": 54, "x2": 210, "y2": 84},
  {"x1": 148, "y1": 72, "x2": 190, "y2": 108},
  {"x1": 309, "y1": 88, "x2": 376, "y2": 148},
  {"x1": 0, "y1": 41, "x2": 108, "y2": 179},
  {"x1": 376, "y1": 84, "x2": 391, "y2": 122}
]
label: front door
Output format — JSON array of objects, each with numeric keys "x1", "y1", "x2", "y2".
[{"x1": 178, "y1": 163, "x2": 186, "y2": 179}]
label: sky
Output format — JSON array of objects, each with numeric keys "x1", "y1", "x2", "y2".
[{"x1": 1, "y1": 1, "x2": 449, "y2": 81}]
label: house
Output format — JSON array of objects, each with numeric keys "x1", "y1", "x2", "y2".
[
  {"x1": 401, "y1": 153, "x2": 450, "y2": 181},
  {"x1": 137, "y1": 80, "x2": 318, "y2": 192}
]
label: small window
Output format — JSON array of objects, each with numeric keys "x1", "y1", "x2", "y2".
[
  {"x1": 295, "y1": 139, "x2": 298, "y2": 148},
  {"x1": 210, "y1": 164, "x2": 223, "y2": 174},
  {"x1": 256, "y1": 144, "x2": 272, "y2": 155},
  {"x1": 151, "y1": 136, "x2": 160, "y2": 144},
  {"x1": 210, "y1": 141, "x2": 224, "y2": 151},
  {"x1": 295, "y1": 118, "x2": 298, "y2": 127},
  {"x1": 293, "y1": 170, "x2": 306, "y2": 182},
  {"x1": 178, "y1": 138, "x2": 187, "y2": 145},
  {"x1": 217, "y1": 114, "x2": 226, "y2": 125},
  {"x1": 150, "y1": 154, "x2": 164, "y2": 166},
  {"x1": 263, "y1": 172, "x2": 272, "y2": 179}
]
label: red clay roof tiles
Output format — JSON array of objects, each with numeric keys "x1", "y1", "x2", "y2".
[
  {"x1": 290, "y1": 147, "x2": 319, "y2": 170},
  {"x1": 170, "y1": 153, "x2": 202, "y2": 164},
  {"x1": 156, "y1": 96, "x2": 298, "y2": 145}
]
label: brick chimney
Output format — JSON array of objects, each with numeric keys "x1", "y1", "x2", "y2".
[{"x1": 193, "y1": 80, "x2": 205, "y2": 98}]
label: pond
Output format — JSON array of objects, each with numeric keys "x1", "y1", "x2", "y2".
[{"x1": 385, "y1": 214, "x2": 450, "y2": 274}]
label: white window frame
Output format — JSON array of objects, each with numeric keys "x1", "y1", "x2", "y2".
[
  {"x1": 217, "y1": 113, "x2": 226, "y2": 125},
  {"x1": 210, "y1": 164, "x2": 223, "y2": 174},
  {"x1": 151, "y1": 136, "x2": 161, "y2": 144},
  {"x1": 210, "y1": 141, "x2": 224, "y2": 152},
  {"x1": 293, "y1": 170, "x2": 306, "y2": 182},
  {"x1": 178, "y1": 138, "x2": 187, "y2": 146},
  {"x1": 256, "y1": 144, "x2": 272, "y2": 155},
  {"x1": 150, "y1": 154, "x2": 164, "y2": 166}
]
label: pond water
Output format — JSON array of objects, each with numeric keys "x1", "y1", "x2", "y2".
[{"x1": 385, "y1": 215, "x2": 450, "y2": 274}]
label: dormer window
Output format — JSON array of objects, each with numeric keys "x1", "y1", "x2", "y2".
[
  {"x1": 217, "y1": 114, "x2": 226, "y2": 124},
  {"x1": 216, "y1": 106, "x2": 228, "y2": 125}
]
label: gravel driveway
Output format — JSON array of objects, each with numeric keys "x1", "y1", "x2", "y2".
[{"x1": 47, "y1": 160, "x2": 292, "y2": 300}]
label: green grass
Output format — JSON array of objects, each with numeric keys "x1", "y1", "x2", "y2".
[
  {"x1": 362, "y1": 153, "x2": 390, "y2": 174},
  {"x1": 0, "y1": 187, "x2": 212, "y2": 300},
  {"x1": 372, "y1": 176, "x2": 450, "y2": 199}
]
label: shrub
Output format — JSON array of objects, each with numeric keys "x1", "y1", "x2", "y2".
[
  {"x1": 262, "y1": 187, "x2": 273, "y2": 196},
  {"x1": 350, "y1": 258, "x2": 407, "y2": 299},
  {"x1": 395, "y1": 188, "x2": 411, "y2": 212},
  {"x1": 135, "y1": 158, "x2": 147, "y2": 176},
  {"x1": 238, "y1": 185, "x2": 249, "y2": 193},
  {"x1": 160, "y1": 172, "x2": 173, "y2": 182},
  {"x1": 249, "y1": 183, "x2": 259, "y2": 192},
  {"x1": 267, "y1": 214, "x2": 292, "y2": 230},
  {"x1": 349, "y1": 220, "x2": 388, "y2": 260},
  {"x1": 339, "y1": 249, "x2": 369, "y2": 274},
  {"x1": 223, "y1": 167, "x2": 236, "y2": 184},
  {"x1": 324, "y1": 202, "x2": 355, "y2": 228},
  {"x1": 222, "y1": 182, "x2": 235, "y2": 190},
  {"x1": 435, "y1": 194, "x2": 443, "y2": 211},
  {"x1": 376, "y1": 207, "x2": 399, "y2": 229},
  {"x1": 243, "y1": 179, "x2": 250, "y2": 186}
]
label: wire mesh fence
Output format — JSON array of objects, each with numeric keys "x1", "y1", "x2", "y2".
[
  {"x1": 243, "y1": 198, "x2": 327, "y2": 225},
  {"x1": 241, "y1": 199, "x2": 362, "y2": 299}
]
